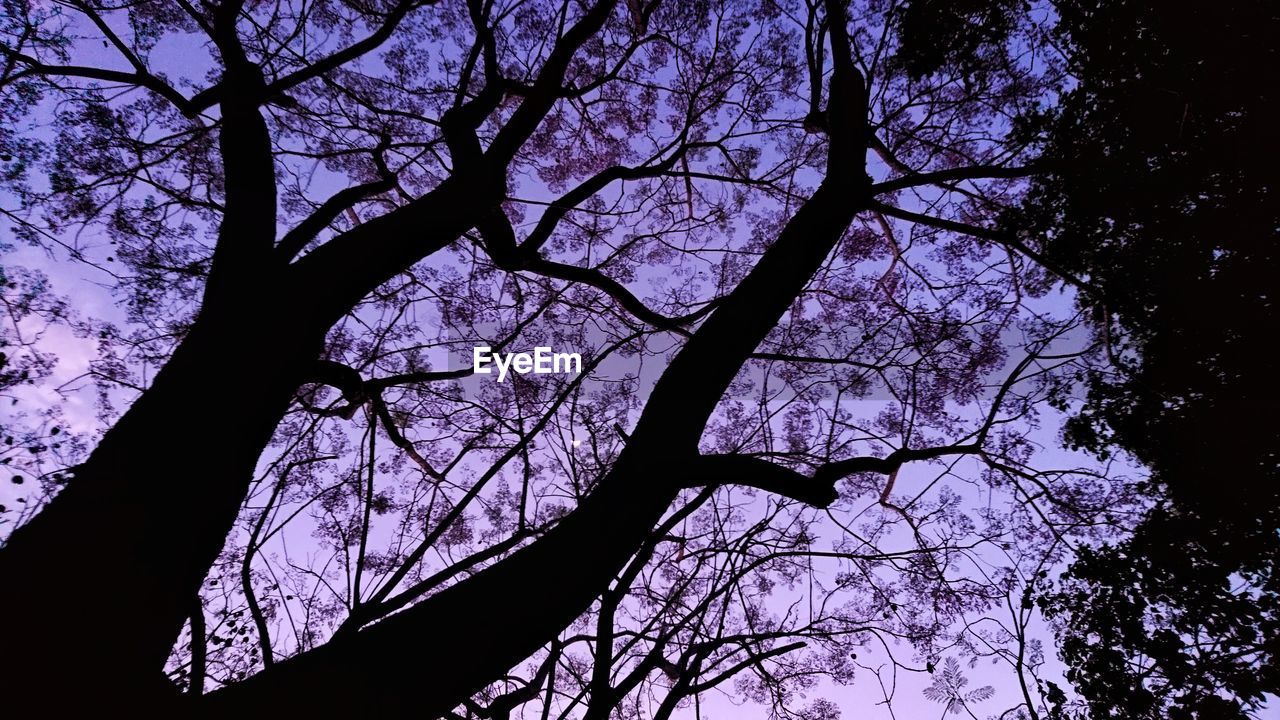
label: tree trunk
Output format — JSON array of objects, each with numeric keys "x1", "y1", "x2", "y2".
[{"x1": 0, "y1": 291, "x2": 324, "y2": 708}]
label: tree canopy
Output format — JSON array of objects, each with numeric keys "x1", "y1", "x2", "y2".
[
  {"x1": 1007, "y1": 1, "x2": 1279, "y2": 717},
  {"x1": 0, "y1": 1, "x2": 1272, "y2": 718}
]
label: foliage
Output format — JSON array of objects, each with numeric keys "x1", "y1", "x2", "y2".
[
  {"x1": 922, "y1": 657, "x2": 996, "y2": 716},
  {"x1": 1004, "y1": 1, "x2": 1280, "y2": 717}
]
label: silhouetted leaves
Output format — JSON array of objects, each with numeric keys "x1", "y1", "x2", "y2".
[{"x1": 1009, "y1": 1, "x2": 1280, "y2": 716}]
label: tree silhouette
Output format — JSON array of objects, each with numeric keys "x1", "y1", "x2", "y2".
[
  {"x1": 1010, "y1": 1, "x2": 1280, "y2": 717},
  {"x1": 922, "y1": 657, "x2": 995, "y2": 718},
  {"x1": 0, "y1": 1, "x2": 1268, "y2": 718}
]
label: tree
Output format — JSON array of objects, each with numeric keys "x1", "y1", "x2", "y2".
[
  {"x1": 880, "y1": 0, "x2": 1280, "y2": 714},
  {"x1": 1002, "y1": 1, "x2": 1280, "y2": 717},
  {"x1": 0, "y1": 0, "x2": 1171, "y2": 717}
]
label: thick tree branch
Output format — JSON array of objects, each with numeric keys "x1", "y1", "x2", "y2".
[
  {"x1": 277, "y1": 164, "x2": 395, "y2": 262},
  {"x1": 518, "y1": 146, "x2": 702, "y2": 257},
  {"x1": 683, "y1": 454, "x2": 840, "y2": 507},
  {"x1": 286, "y1": 3, "x2": 622, "y2": 328},
  {"x1": 682, "y1": 443, "x2": 984, "y2": 509},
  {"x1": 487, "y1": 0, "x2": 621, "y2": 164},
  {"x1": 870, "y1": 200, "x2": 1098, "y2": 298},
  {"x1": 870, "y1": 163, "x2": 1041, "y2": 195},
  {"x1": 4, "y1": 56, "x2": 196, "y2": 116},
  {"x1": 204, "y1": 3, "x2": 279, "y2": 293},
  {"x1": 475, "y1": 204, "x2": 715, "y2": 332},
  {"x1": 189, "y1": 1, "x2": 433, "y2": 112},
  {"x1": 813, "y1": 443, "x2": 982, "y2": 486}
]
